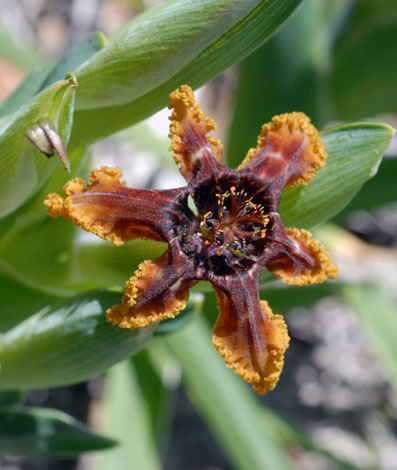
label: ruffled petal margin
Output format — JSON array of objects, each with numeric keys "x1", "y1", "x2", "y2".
[
  {"x1": 107, "y1": 250, "x2": 195, "y2": 329},
  {"x1": 238, "y1": 112, "x2": 326, "y2": 187},
  {"x1": 212, "y1": 276, "x2": 290, "y2": 394},
  {"x1": 169, "y1": 85, "x2": 224, "y2": 182},
  {"x1": 267, "y1": 227, "x2": 339, "y2": 285},
  {"x1": 44, "y1": 166, "x2": 183, "y2": 245}
]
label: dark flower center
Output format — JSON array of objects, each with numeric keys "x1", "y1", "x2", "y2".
[{"x1": 178, "y1": 180, "x2": 271, "y2": 276}]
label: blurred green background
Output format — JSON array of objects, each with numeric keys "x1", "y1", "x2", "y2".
[{"x1": 0, "y1": 0, "x2": 396, "y2": 469}]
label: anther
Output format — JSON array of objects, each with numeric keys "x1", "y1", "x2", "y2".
[
  {"x1": 242, "y1": 201, "x2": 256, "y2": 215},
  {"x1": 215, "y1": 231, "x2": 224, "y2": 245},
  {"x1": 229, "y1": 240, "x2": 243, "y2": 251},
  {"x1": 203, "y1": 212, "x2": 215, "y2": 228}
]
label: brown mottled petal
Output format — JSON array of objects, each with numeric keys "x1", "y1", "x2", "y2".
[
  {"x1": 212, "y1": 273, "x2": 290, "y2": 394},
  {"x1": 107, "y1": 249, "x2": 195, "y2": 329},
  {"x1": 267, "y1": 227, "x2": 339, "y2": 285},
  {"x1": 44, "y1": 166, "x2": 184, "y2": 245},
  {"x1": 238, "y1": 112, "x2": 326, "y2": 187},
  {"x1": 169, "y1": 85, "x2": 224, "y2": 182}
]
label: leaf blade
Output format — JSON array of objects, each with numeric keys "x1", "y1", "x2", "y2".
[
  {"x1": 0, "y1": 407, "x2": 116, "y2": 456},
  {"x1": 70, "y1": 0, "x2": 303, "y2": 147},
  {"x1": 96, "y1": 361, "x2": 161, "y2": 470},
  {"x1": 280, "y1": 122, "x2": 395, "y2": 228},
  {"x1": 0, "y1": 79, "x2": 75, "y2": 218},
  {"x1": 0, "y1": 290, "x2": 154, "y2": 390}
]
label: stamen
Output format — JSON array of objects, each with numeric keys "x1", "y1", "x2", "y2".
[
  {"x1": 215, "y1": 231, "x2": 224, "y2": 245},
  {"x1": 229, "y1": 240, "x2": 244, "y2": 250},
  {"x1": 203, "y1": 211, "x2": 215, "y2": 228},
  {"x1": 242, "y1": 201, "x2": 256, "y2": 214}
]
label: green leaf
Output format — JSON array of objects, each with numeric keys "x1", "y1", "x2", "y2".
[
  {"x1": 0, "y1": 212, "x2": 77, "y2": 296},
  {"x1": 0, "y1": 31, "x2": 107, "y2": 119},
  {"x1": 0, "y1": 407, "x2": 116, "y2": 456},
  {"x1": 280, "y1": 122, "x2": 395, "y2": 229},
  {"x1": 331, "y1": 17, "x2": 397, "y2": 119},
  {"x1": 96, "y1": 361, "x2": 161, "y2": 470},
  {"x1": 133, "y1": 349, "x2": 179, "y2": 446},
  {"x1": 41, "y1": 31, "x2": 108, "y2": 90},
  {"x1": 0, "y1": 290, "x2": 154, "y2": 390},
  {"x1": 0, "y1": 78, "x2": 75, "y2": 218},
  {"x1": 260, "y1": 283, "x2": 338, "y2": 313},
  {"x1": 72, "y1": 240, "x2": 166, "y2": 291},
  {"x1": 0, "y1": 147, "x2": 87, "y2": 296},
  {"x1": 333, "y1": 156, "x2": 397, "y2": 220},
  {"x1": 155, "y1": 294, "x2": 202, "y2": 335},
  {"x1": 70, "y1": 0, "x2": 303, "y2": 147},
  {"x1": 0, "y1": 275, "x2": 61, "y2": 332},
  {"x1": 162, "y1": 316, "x2": 292, "y2": 470},
  {"x1": 343, "y1": 283, "x2": 397, "y2": 387},
  {"x1": 75, "y1": 0, "x2": 264, "y2": 109}
]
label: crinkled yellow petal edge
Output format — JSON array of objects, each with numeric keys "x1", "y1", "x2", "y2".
[
  {"x1": 239, "y1": 112, "x2": 327, "y2": 187},
  {"x1": 276, "y1": 228, "x2": 339, "y2": 285},
  {"x1": 44, "y1": 167, "x2": 127, "y2": 246},
  {"x1": 106, "y1": 259, "x2": 188, "y2": 330},
  {"x1": 168, "y1": 85, "x2": 224, "y2": 169},
  {"x1": 212, "y1": 300, "x2": 290, "y2": 394}
]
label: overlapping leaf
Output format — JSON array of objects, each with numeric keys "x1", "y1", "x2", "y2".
[
  {"x1": 0, "y1": 294, "x2": 200, "y2": 389},
  {"x1": 331, "y1": 3, "x2": 397, "y2": 119},
  {"x1": 0, "y1": 407, "x2": 116, "y2": 456},
  {"x1": 75, "y1": 0, "x2": 264, "y2": 110},
  {"x1": 0, "y1": 79, "x2": 75, "y2": 218},
  {"x1": 96, "y1": 361, "x2": 161, "y2": 470},
  {"x1": 280, "y1": 122, "x2": 395, "y2": 228},
  {"x1": 69, "y1": 0, "x2": 303, "y2": 147},
  {"x1": 0, "y1": 290, "x2": 154, "y2": 390}
]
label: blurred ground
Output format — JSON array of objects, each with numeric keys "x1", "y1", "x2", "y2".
[{"x1": 0, "y1": 1, "x2": 396, "y2": 469}]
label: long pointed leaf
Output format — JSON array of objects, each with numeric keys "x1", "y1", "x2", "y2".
[
  {"x1": 280, "y1": 122, "x2": 395, "y2": 228},
  {"x1": 0, "y1": 290, "x2": 154, "y2": 390},
  {"x1": 96, "y1": 361, "x2": 161, "y2": 470},
  {"x1": 0, "y1": 407, "x2": 116, "y2": 456},
  {"x1": 70, "y1": 0, "x2": 303, "y2": 147}
]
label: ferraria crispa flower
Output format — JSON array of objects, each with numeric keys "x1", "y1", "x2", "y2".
[{"x1": 45, "y1": 85, "x2": 338, "y2": 394}]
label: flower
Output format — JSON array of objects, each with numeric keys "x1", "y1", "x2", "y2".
[{"x1": 44, "y1": 85, "x2": 338, "y2": 394}]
